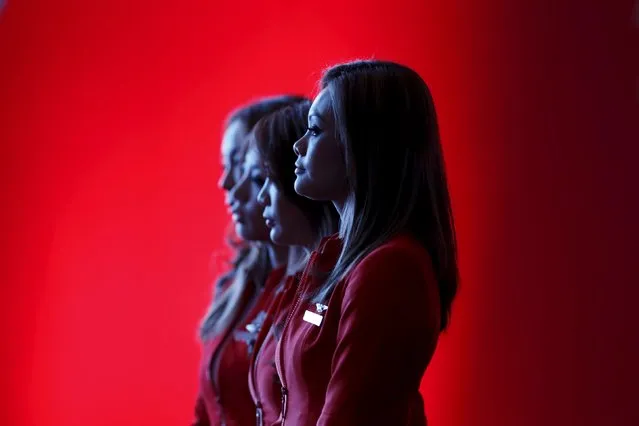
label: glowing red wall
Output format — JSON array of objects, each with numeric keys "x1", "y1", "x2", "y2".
[{"x1": 1, "y1": 0, "x2": 636, "y2": 425}]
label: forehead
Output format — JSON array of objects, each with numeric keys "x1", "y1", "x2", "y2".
[
  {"x1": 309, "y1": 89, "x2": 332, "y2": 120},
  {"x1": 221, "y1": 120, "x2": 247, "y2": 159}
]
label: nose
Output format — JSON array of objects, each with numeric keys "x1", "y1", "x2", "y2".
[
  {"x1": 218, "y1": 168, "x2": 234, "y2": 192},
  {"x1": 257, "y1": 178, "x2": 270, "y2": 206},
  {"x1": 293, "y1": 135, "x2": 307, "y2": 156}
]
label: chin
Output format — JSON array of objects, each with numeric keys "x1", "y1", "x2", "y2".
[
  {"x1": 294, "y1": 175, "x2": 319, "y2": 200},
  {"x1": 294, "y1": 177, "x2": 335, "y2": 202},
  {"x1": 235, "y1": 223, "x2": 250, "y2": 241},
  {"x1": 236, "y1": 224, "x2": 261, "y2": 242},
  {"x1": 270, "y1": 228, "x2": 287, "y2": 246}
]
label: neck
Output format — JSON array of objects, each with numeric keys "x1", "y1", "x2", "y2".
[
  {"x1": 286, "y1": 245, "x2": 311, "y2": 276},
  {"x1": 266, "y1": 244, "x2": 289, "y2": 269}
]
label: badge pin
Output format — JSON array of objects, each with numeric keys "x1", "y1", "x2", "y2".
[
  {"x1": 303, "y1": 310, "x2": 323, "y2": 326},
  {"x1": 315, "y1": 303, "x2": 328, "y2": 313}
]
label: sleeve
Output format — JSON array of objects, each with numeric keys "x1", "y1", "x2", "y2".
[
  {"x1": 190, "y1": 394, "x2": 210, "y2": 426},
  {"x1": 317, "y1": 246, "x2": 440, "y2": 425}
]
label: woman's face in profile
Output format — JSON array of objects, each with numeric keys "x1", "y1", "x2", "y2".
[
  {"x1": 257, "y1": 167, "x2": 314, "y2": 248},
  {"x1": 293, "y1": 89, "x2": 347, "y2": 203},
  {"x1": 226, "y1": 145, "x2": 271, "y2": 242}
]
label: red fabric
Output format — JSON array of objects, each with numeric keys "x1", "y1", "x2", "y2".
[
  {"x1": 275, "y1": 234, "x2": 441, "y2": 426},
  {"x1": 248, "y1": 273, "x2": 300, "y2": 425},
  {"x1": 193, "y1": 266, "x2": 286, "y2": 426}
]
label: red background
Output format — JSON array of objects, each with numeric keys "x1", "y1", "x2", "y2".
[{"x1": 1, "y1": 0, "x2": 637, "y2": 425}]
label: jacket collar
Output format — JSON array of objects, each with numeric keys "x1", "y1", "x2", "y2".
[{"x1": 315, "y1": 233, "x2": 343, "y2": 273}]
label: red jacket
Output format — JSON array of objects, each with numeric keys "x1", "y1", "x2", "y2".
[
  {"x1": 193, "y1": 266, "x2": 286, "y2": 426},
  {"x1": 274, "y1": 234, "x2": 441, "y2": 426},
  {"x1": 248, "y1": 272, "x2": 300, "y2": 426}
]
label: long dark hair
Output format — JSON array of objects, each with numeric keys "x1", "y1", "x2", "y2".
[
  {"x1": 316, "y1": 60, "x2": 458, "y2": 331},
  {"x1": 226, "y1": 95, "x2": 309, "y2": 140},
  {"x1": 200, "y1": 95, "x2": 307, "y2": 340},
  {"x1": 251, "y1": 101, "x2": 339, "y2": 248}
]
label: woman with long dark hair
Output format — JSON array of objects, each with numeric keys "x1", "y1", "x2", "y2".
[
  {"x1": 241, "y1": 101, "x2": 339, "y2": 426},
  {"x1": 192, "y1": 95, "x2": 306, "y2": 426},
  {"x1": 275, "y1": 60, "x2": 459, "y2": 425}
]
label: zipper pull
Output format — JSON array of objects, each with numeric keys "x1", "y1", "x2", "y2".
[
  {"x1": 255, "y1": 403, "x2": 263, "y2": 426},
  {"x1": 280, "y1": 386, "x2": 288, "y2": 420}
]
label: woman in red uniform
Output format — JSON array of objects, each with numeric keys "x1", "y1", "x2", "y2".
[
  {"x1": 244, "y1": 101, "x2": 339, "y2": 426},
  {"x1": 274, "y1": 60, "x2": 460, "y2": 425},
  {"x1": 192, "y1": 95, "x2": 306, "y2": 426}
]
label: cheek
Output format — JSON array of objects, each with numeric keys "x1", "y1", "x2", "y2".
[
  {"x1": 307, "y1": 141, "x2": 324, "y2": 175},
  {"x1": 245, "y1": 187, "x2": 264, "y2": 215},
  {"x1": 330, "y1": 148, "x2": 346, "y2": 179},
  {"x1": 273, "y1": 193, "x2": 302, "y2": 227},
  {"x1": 270, "y1": 190, "x2": 287, "y2": 220},
  {"x1": 312, "y1": 140, "x2": 344, "y2": 182}
]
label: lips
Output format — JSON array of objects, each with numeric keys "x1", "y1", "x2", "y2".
[
  {"x1": 294, "y1": 161, "x2": 306, "y2": 175},
  {"x1": 230, "y1": 207, "x2": 243, "y2": 223},
  {"x1": 263, "y1": 215, "x2": 276, "y2": 228},
  {"x1": 224, "y1": 198, "x2": 233, "y2": 214}
]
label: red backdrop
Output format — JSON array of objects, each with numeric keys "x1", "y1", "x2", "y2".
[{"x1": 1, "y1": 0, "x2": 637, "y2": 425}]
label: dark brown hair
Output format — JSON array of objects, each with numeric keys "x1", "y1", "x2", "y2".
[
  {"x1": 316, "y1": 60, "x2": 459, "y2": 331},
  {"x1": 251, "y1": 101, "x2": 339, "y2": 247},
  {"x1": 200, "y1": 95, "x2": 307, "y2": 340},
  {"x1": 226, "y1": 94, "x2": 308, "y2": 137}
]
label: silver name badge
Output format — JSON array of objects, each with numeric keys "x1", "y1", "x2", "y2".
[{"x1": 303, "y1": 310, "x2": 323, "y2": 326}]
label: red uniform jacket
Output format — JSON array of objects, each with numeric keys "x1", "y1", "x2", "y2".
[
  {"x1": 274, "y1": 234, "x2": 441, "y2": 426},
  {"x1": 248, "y1": 273, "x2": 300, "y2": 426},
  {"x1": 193, "y1": 266, "x2": 286, "y2": 426}
]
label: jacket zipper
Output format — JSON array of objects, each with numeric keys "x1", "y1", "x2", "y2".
[
  {"x1": 255, "y1": 402, "x2": 263, "y2": 426},
  {"x1": 275, "y1": 252, "x2": 318, "y2": 425},
  {"x1": 249, "y1": 275, "x2": 289, "y2": 426},
  {"x1": 249, "y1": 324, "x2": 268, "y2": 426}
]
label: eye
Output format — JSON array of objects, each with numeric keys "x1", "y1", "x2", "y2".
[
  {"x1": 307, "y1": 125, "x2": 322, "y2": 137},
  {"x1": 250, "y1": 173, "x2": 265, "y2": 187}
]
